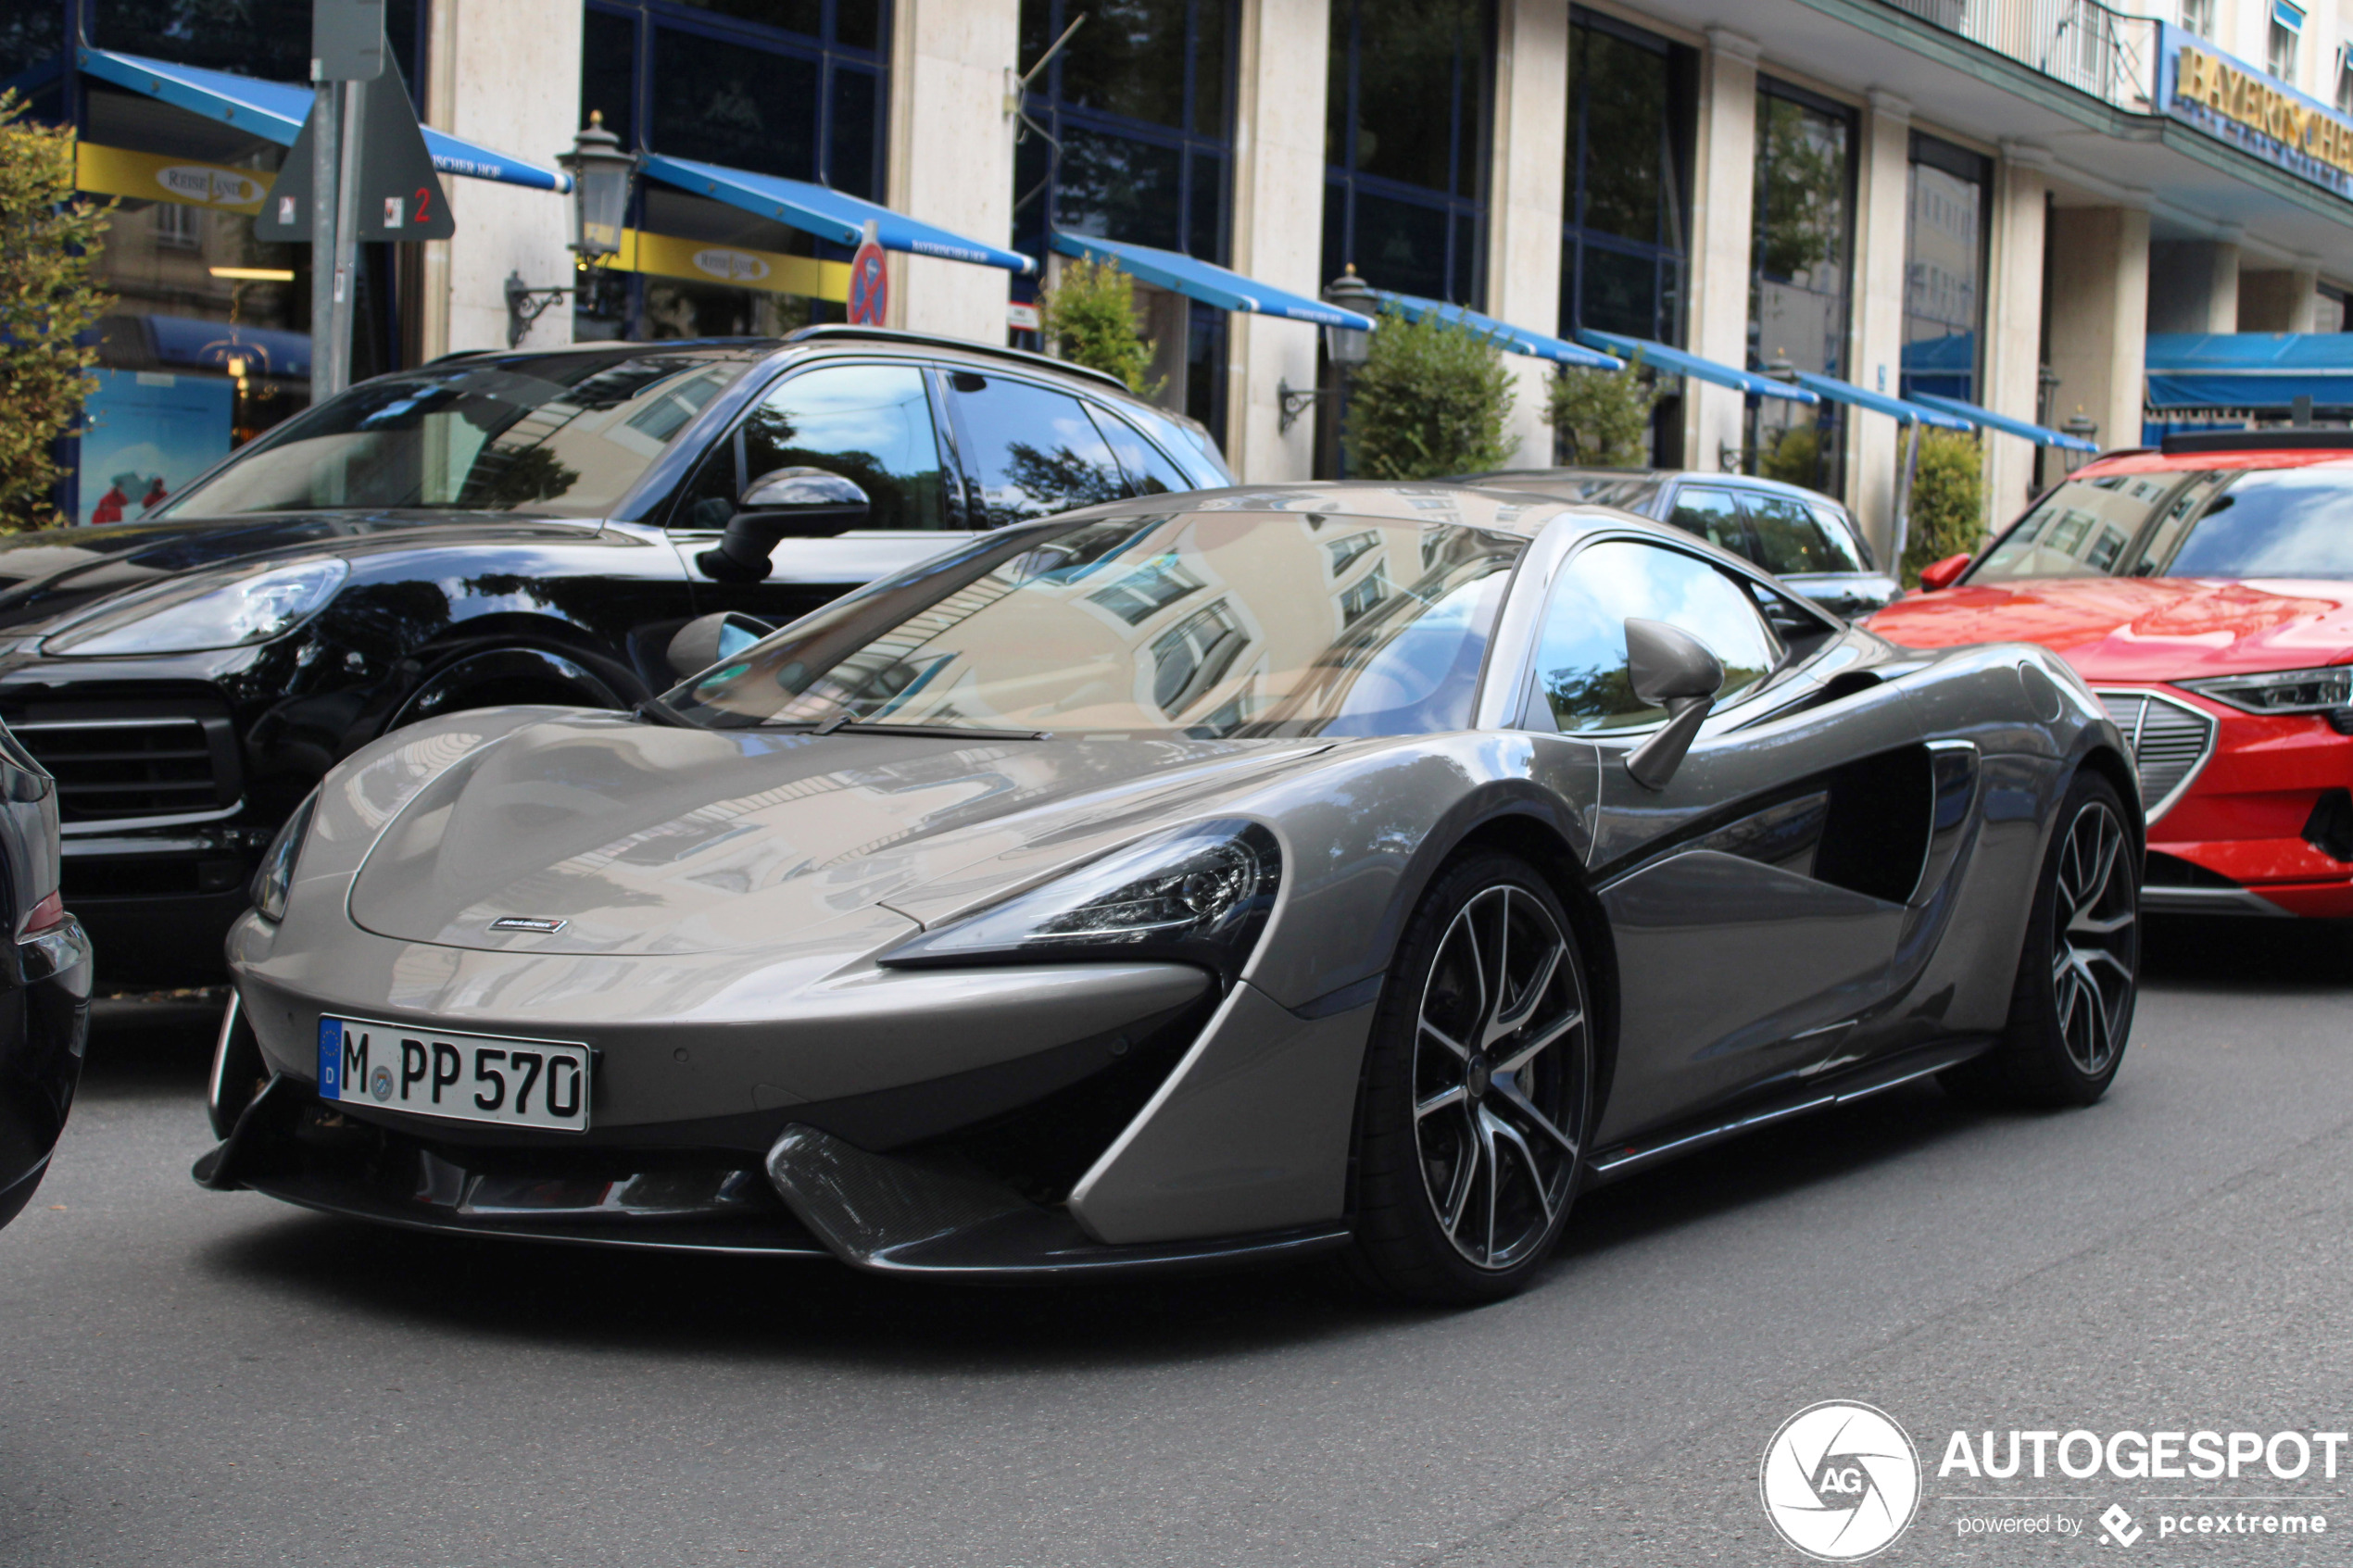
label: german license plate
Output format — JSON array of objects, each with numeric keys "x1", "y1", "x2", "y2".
[{"x1": 317, "y1": 1016, "x2": 591, "y2": 1132}]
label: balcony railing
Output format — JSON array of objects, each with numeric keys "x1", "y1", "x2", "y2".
[{"x1": 1879, "y1": 0, "x2": 2160, "y2": 114}]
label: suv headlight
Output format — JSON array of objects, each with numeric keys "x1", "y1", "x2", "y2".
[
  {"x1": 250, "y1": 789, "x2": 320, "y2": 922},
  {"x1": 2179, "y1": 666, "x2": 2353, "y2": 714},
  {"x1": 44, "y1": 558, "x2": 348, "y2": 656},
  {"x1": 879, "y1": 820, "x2": 1282, "y2": 982}
]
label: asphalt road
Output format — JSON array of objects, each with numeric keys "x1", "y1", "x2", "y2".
[{"x1": 4, "y1": 919, "x2": 2350, "y2": 1568}]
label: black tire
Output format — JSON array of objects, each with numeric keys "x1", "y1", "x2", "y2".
[
  {"x1": 1348, "y1": 851, "x2": 1593, "y2": 1305},
  {"x1": 1944, "y1": 770, "x2": 2140, "y2": 1109}
]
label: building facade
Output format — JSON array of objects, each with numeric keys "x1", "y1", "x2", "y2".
[{"x1": 17, "y1": 0, "x2": 2353, "y2": 556}]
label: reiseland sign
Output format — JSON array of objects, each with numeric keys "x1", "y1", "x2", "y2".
[{"x1": 2155, "y1": 22, "x2": 2353, "y2": 203}]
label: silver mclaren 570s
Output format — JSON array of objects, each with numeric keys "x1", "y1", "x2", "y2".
[{"x1": 197, "y1": 483, "x2": 2141, "y2": 1303}]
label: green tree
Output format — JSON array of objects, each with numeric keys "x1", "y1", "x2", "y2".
[
  {"x1": 1902, "y1": 429, "x2": 1986, "y2": 584},
  {"x1": 1038, "y1": 256, "x2": 1158, "y2": 398},
  {"x1": 1343, "y1": 305, "x2": 1517, "y2": 480},
  {"x1": 0, "y1": 92, "x2": 113, "y2": 531},
  {"x1": 1546, "y1": 352, "x2": 1658, "y2": 467}
]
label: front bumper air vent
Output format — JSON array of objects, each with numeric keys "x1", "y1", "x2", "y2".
[
  {"x1": 4, "y1": 696, "x2": 242, "y2": 825},
  {"x1": 2095, "y1": 690, "x2": 2216, "y2": 822}
]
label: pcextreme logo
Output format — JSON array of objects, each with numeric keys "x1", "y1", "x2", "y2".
[{"x1": 1760, "y1": 1401, "x2": 1923, "y2": 1561}]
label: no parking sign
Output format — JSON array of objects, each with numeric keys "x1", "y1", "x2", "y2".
[{"x1": 848, "y1": 220, "x2": 887, "y2": 325}]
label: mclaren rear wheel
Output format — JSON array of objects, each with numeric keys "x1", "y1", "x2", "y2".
[
  {"x1": 1945, "y1": 770, "x2": 2140, "y2": 1109},
  {"x1": 1348, "y1": 852, "x2": 1592, "y2": 1305}
]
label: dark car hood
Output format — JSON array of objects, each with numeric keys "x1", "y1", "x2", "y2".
[
  {"x1": 0, "y1": 511, "x2": 599, "y2": 637},
  {"x1": 346, "y1": 712, "x2": 1334, "y2": 956},
  {"x1": 1867, "y1": 574, "x2": 2353, "y2": 684}
]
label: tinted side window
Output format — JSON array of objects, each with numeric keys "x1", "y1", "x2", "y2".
[
  {"x1": 740, "y1": 363, "x2": 950, "y2": 532},
  {"x1": 1534, "y1": 540, "x2": 1781, "y2": 733},
  {"x1": 1087, "y1": 405, "x2": 1192, "y2": 496},
  {"x1": 1808, "y1": 501, "x2": 1872, "y2": 570},
  {"x1": 1666, "y1": 486, "x2": 1754, "y2": 559},
  {"x1": 1744, "y1": 492, "x2": 1865, "y2": 575},
  {"x1": 950, "y1": 376, "x2": 1130, "y2": 527}
]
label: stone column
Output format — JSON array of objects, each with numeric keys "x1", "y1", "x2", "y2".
[
  {"x1": 2239, "y1": 262, "x2": 2323, "y2": 332},
  {"x1": 422, "y1": 0, "x2": 583, "y2": 356},
  {"x1": 2045, "y1": 200, "x2": 2150, "y2": 458},
  {"x1": 1846, "y1": 90, "x2": 1911, "y2": 563},
  {"x1": 1225, "y1": 0, "x2": 1334, "y2": 482},
  {"x1": 1683, "y1": 27, "x2": 1759, "y2": 476},
  {"x1": 887, "y1": 0, "x2": 1019, "y2": 342},
  {"x1": 1982, "y1": 142, "x2": 2049, "y2": 526},
  {"x1": 1486, "y1": 0, "x2": 1570, "y2": 469}
]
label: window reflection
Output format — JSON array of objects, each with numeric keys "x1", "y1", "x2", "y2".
[
  {"x1": 1536, "y1": 541, "x2": 1780, "y2": 732},
  {"x1": 1901, "y1": 133, "x2": 1989, "y2": 405},
  {"x1": 1747, "y1": 83, "x2": 1856, "y2": 498}
]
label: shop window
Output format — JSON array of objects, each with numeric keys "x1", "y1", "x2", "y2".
[
  {"x1": 2269, "y1": 19, "x2": 2300, "y2": 86},
  {"x1": 1745, "y1": 81, "x2": 1856, "y2": 499},
  {"x1": 1901, "y1": 132, "x2": 1989, "y2": 408},
  {"x1": 1323, "y1": 0, "x2": 1491, "y2": 309},
  {"x1": 90, "y1": 1, "x2": 424, "y2": 91},
  {"x1": 152, "y1": 202, "x2": 202, "y2": 251}
]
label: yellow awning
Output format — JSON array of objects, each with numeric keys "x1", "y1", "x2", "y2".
[
  {"x1": 77, "y1": 142, "x2": 271, "y2": 215},
  {"x1": 614, "y1": 229, "x2": 849, "y2": 303}
]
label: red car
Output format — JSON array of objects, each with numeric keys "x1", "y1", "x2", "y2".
[{"x1": 1870, "y1": 431, "x2": 2353, "y2": 919}]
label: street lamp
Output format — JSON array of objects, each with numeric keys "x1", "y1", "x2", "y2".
[
  {"x1": 1281, "y1": 266, "x2": 1379, "y2": 433},
  {"x1": 507, "y1": 111, "x2": 641, "y2": 346}
]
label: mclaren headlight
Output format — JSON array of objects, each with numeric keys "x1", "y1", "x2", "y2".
[
  {"x1": 250, "y1": 789, "x2": 320, "y2": 922},
  {"x1": 2179, "y1": 666, "x2": 2353, "y2": 715},
  {"x1": 44, "y1": 558, "x2": 348, "y2": 657},
  {"x1": 880, "y1": 819, "x2": 1282, "y2": 982}
]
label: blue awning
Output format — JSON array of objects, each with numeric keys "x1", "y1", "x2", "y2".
[
  {"x1": 144, "y1": 316, "x2": 310, "y2": 379},
  {"x1": 76, "y1": 46, "x2": 571, "y2": 193},
  {"x1": 648, "y1": 154, "x2": 1033, "y2": 273},
  {"x1": 1373, "y1": 293, "x2": 1622, "y2": 368},
  {"x1": 1792, "y1": 370, "x2": 1973, "y2": 430},
  {"x1": 1572, "y1": 329, "x2": 1818, "y2": 404},
  {"x1": 1051, "y1": 232, "x2": 1372, "y2": 326},
  {"x1": 1908, "y1": 390, "x2": 2100, "y2": 450},
  {"x1": 2144, "y1": 332, "x2": 2353, "y2": 410}
]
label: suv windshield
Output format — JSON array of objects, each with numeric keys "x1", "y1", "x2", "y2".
[
  {"x1": 662, "y1": 508, "x2": 1526, "y2": 737},
  {"x1": 2136, "y1": 467, "x2": 2353, "y2": 579},
  {"x1": 1970, "y1": 473, "x2": 2181, "y2": 583},
  {"x1": 159, "y1": 350, "x2": 756, "y2": 519}
]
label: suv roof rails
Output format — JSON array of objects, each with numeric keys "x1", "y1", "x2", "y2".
[
  {"x1": 781, "y1": 323, "x2": 1129, "y2": 393},
  {"x1": 2159, "y1": 429, "x2": 2353, "y2": 456}
]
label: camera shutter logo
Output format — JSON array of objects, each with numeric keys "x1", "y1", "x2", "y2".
[{"x1": 1759, "y1": 1401, "x2": 1921, "y2": 1561}]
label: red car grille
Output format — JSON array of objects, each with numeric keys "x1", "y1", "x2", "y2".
[{"x1": 2095, "y1": 690, "x2": 2216, "y2": 820}]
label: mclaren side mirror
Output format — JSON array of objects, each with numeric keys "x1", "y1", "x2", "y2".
[
  {"x1": 1623, "y1": 617, "x2": 1725, "y2": 791},
  {"x1": 664, "y1": 610, "x2": 776, "y2": 681},
  {"x1": 696, "y1": 467, "x2": 870, "y2": 583},
  {"x1": 1918, "y1": 552, "x2": 1972, "y2": 591}
]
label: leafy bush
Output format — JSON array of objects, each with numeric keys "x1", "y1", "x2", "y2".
[
  {"x1": 1038, "y1": 256, "x2": 1158, "y2": 398},
  {"x1": 0, "y1": 93, "x2": 112, "y2": 531},
  {"x1": 1757, "y1": 423, "x2": 1820, "y2": 490},
  {"x1": 1902, "y1": 429, "x2": 1986, "y2": 584},
  {"x1": 1546, "y1": 353, "x2": 1658, "y2": 467},
  {"x1": 1343, "y1": 306, "x2": 1516, "y2": 480}
]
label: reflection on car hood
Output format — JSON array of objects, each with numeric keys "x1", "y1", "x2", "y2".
[
  {"x1": 0, "y1": 511, "x2": 598, "y2": 637},
  {"x1": 1867, "y1": 575, "x2": 2353, "y2": 683},
  {"x1": 346, "y1": 713, "x2": 1335, "y2": 956}
]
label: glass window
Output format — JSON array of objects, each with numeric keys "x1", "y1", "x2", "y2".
[
  {"x1": 661, "y1": 511, "x2": 1525, "y2": 737},
  {"x1": 1051, "y1": 127, "x2": 1188, "y2": 253},
  {"x1": 1086, "y1": 407, "x2": 1192, "y2": 495},
  {"x1": 650, "y1": 26, "x2": 818, "y2": 182},
  {"x1": 1973, "y1": 475, "x2": 2172, "y2": 582},
  {"x1": 740, "y1": 364, "x2": 950, "y2": 533},
  {"x1": 1902, "y1": 133, "x2": 1988, "y2": 405},
  {"x1": 92, "y1": 0, "x2": 424, "y2": 87},
  {"x1": 1747, "y1": 83, "x2": 1855, "y2": 498},
  {"x1": 2149, "y1": 469, "x2": 2353, "y2": 580},
  {"x1": 1558, "y1": 12, "x2": 1690, "y2": 357},
  {"x1": 1808, "y1": 501, "x2": 1873, "y2": 570},
  {"x1": 162, "y1": 352, "x2": 756, "y2": 519},
  {"x1": 951, "y1": 377, "x2": 1132, "y2": 527},
  {"x1": 1743, "y1": 492, "x2": 1867, "y2": 575},
  {"x1": 1323, "y1": 0, "x2": 1491, "y2": 307},
  {"x1": 1665, "y1": 487, "x2": 1751, "y2": 558},
  {"x1": 1534, "y1": 540, "x2": 1780, "y2": 733}
]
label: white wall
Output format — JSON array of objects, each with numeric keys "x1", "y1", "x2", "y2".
[
  {"x1": 887, "y1": 0, "x2": 1020, "y2": 344},
  {"x1": 1684, "y1": 28, "x2": 1760, "y2": 477}
]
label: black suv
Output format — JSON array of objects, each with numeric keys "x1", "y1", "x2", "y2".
[{"x1": 0, "y1": 326, "x2": 1231, "y2": 985}]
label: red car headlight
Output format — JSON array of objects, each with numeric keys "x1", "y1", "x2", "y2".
[{"x1": 2179, "y1": 666, "x2": 2353, "y2": 715}]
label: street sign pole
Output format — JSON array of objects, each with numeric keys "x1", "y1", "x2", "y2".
[
  {"x1": 308, "y1": 79, "x2": 340, "y2": 403},
  {"x1": 326, "y1": 76, "x2": 366, "y2": 397},
  {"x1": 306, "y1": 0, "x2": 385, "y2": 404}
]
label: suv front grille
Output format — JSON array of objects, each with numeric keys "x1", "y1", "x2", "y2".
[
  {"x1": 2096, "y1": 690, "x2": 2217, "y2": 822},
  {"x1": 5, "y1": 697, "x2": 242, "y2": 824}
]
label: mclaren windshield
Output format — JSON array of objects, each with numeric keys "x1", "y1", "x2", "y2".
[
  {"x1": 661, "y1": 508, "x2": 1527, "y2": 738},
  {"x1": 158, "y1": 350, "x2": 756, "y2": 519}
]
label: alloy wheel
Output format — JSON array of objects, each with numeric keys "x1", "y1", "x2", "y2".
[
  {"x1": 2050, "y1": 799, "x2": 2137, "y2": 1076},
  {"x1": 1413, "y1": 885, "x2": 1588, "y2": 1271}
]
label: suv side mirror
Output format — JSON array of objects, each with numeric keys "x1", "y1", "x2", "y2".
[
  {"x1": 665, "y1": 610, "x2": 775, "y2": 681},
  {"x1": 1918, "y1": 552, "x2": 1971, "y2": 591},
  {"x1": 697, "y1": 467, "x2": 869, "y2": 583},
  {"x1": 1624, "y1": 617, "x2": 1725, "y2": 791}
]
